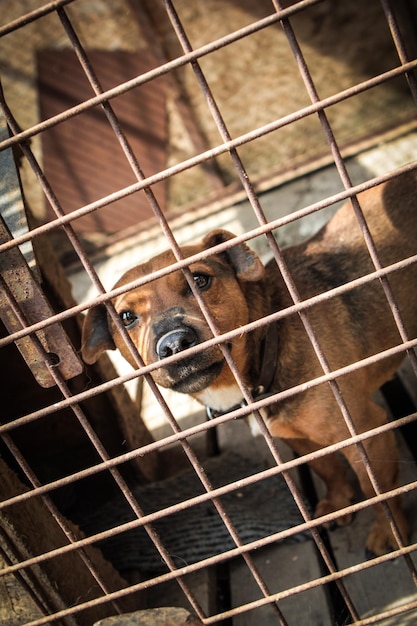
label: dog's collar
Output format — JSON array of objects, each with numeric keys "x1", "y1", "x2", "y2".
[
  {"x1": 206, "y1": 319, "x2": 278, "y2": 420},
  {"x1": 206, "y1": 385, "x2": 276, "y2": 420}
]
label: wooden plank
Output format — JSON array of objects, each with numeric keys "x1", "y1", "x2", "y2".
[
  {"x1": 0, "y1": 459, "x2": 138, "y2": 626},
  {"x1": 0, "y1": 552, "x2": 45, "y2": 626}
]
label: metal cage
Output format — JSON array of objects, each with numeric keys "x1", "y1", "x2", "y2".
[{"x1": 0, "y1": 1, "x2": 417, "y2": 625}]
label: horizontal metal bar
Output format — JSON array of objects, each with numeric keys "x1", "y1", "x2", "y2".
[
  {"x1": 0, "y1": 0, "x2": 323, "y2": 153},
  {"x1": 0, "y1": 62, "x2": 416, "y2": 256},
  {"x1": 204, "y1": 540, "x2": 417, "y2": 624},
  {"x1": 7, "y1": 497, "x2": 417, "y2": 626},
  {"x1": 0, "y1": 396, "x2": 416, "y2": 519},
  {"x1": 0, "y1": 0, "x2": 76, "y2": 37},
  {"x1": 2, "y1": 422, "x2": 417, "y2": 582},
  {"x1": 0, "y1": 164, "x2": 415, "y2": 350},
  {"x1": 1, "y1": 307, "x2": 415, "y2": 439}
]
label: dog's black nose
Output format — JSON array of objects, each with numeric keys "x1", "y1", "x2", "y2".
[{"x1": 156, "y1": 327, "x2": 198, "y2": 359}]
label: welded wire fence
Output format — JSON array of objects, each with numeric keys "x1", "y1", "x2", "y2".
[{"x1": 0, "y1": 1, "x2": 417, "y2": 625}]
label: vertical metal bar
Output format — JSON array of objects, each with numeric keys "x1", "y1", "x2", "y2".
[
  {"x1": 271, "y1": 0, "x2": 417, "y2": 587},
  {"x1": 379, "y1": 0, "x2": 417, "y2": 104},
  {"x1": 55, "y1": 11, "x2": 293, "y2": 620},
  {"x1": 1, "y1": 257, "x2": 208, "y2": 620},
  {"x1": 0, "y1": 275, "x2": 124, "y2": 614},
  {"x1": 0, "y1": 57, "x2": 209, "y2": 622},
  {"x1": 162, "y1": 1, "x2": 364, "y2": 622}
]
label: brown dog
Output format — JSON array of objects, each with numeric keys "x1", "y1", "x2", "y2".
[{"x1": 82, "y1": 170, "x2": 417, "y2": 556}]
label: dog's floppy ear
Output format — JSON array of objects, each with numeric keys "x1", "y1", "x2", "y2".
[
  {"x1": 202, "y1": 229, "x2": 264, "y2": 281},
  {"x1": 81, "y1": 304, "x2": 116, "y2": 364}
]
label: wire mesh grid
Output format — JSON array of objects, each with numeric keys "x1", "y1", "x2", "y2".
[{"x1": 0, "y1": 0, "x2": 417, "y2": 624}]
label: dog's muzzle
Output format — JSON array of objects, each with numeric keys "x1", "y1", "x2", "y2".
[{"x1": 155, "y1": 326, "x2": 198, "y2": 359}]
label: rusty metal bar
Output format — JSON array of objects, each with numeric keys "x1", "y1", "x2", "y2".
[
  {"x1": 2, "y1": 268, "x2": 412, "y2": 616},
  {"x1": 0, "y1": 57, "x2": 413, "y2": 165},
  {"x1": 204, "y1": 538, "x2": 417, "y2": 623},
  {"x1": 0, "y1": 57, "x2": 413, "y2": 166},
  {"x1": 0, "y1": 316, "x2": 123, "y2": 614},
  {"x1": 0, "y1": 270, "x2": 136, "y2": 615},
  {"x1": 4, "y1": 508, "x2": 417, "y2": 626},
  {"x1": 1, "y1": 442, "x2": 417, "y2": 583},
  {"x1": 164, "y1": 0, "x2": 352, "y2": 616},
  {"x1": 0, "y1": 0, "x2": 323, "y2": 154},
  {"x1": 0, "y1": 71, "x2": 165, "y2": 403},
  {"x1": 0, "y1": 181, "x2": 416, "y2": 351},
  {"x1": 1, "y1": 317, "x2": 416, "y2": 441},
  {"x1": 1, "y1": 12, "x2": 286, "y2": 619},
  {"x1": 46, "y1": 367, "x2": 208, "y2": 620},
  {"x1": 352, "y1": 599, "x2": 417, "y2": 626},
  {"x1": 55, "y1": 5, "x2": 173, "y2": 242},
  {"x1": 0, "y1": 0, "x2": 76, "y2": 37},
  {"x1": 0, "y1": 61, "x2": 416, "y2": 255},
  {"x1": 0, "y1": 49, "x2": 195, "y2": 478},
  {"x1": 2, "y1": 431, "x2": 417, "y2": 584},
  {"x1": 0, "y1": 399, "x2": 416, "y2": 520},
  {"x1": 1, "y1": 433, "x2": 124, "y2": 616},
  {"x1": 155, "y1": 8, "x2": 295, "y2": 624},
  {"x1": 0, "y1": 77, "x2": 208, "y2": 614},
  {"x1": 1, "y1": 343, "x2": 416, "y2": 619},
  {"x1": 163, "y1": 1, "x2": 417, "y2": 619},
  {"x1": 46, "y1": 16, "x2": 293, "y2": 624},
  {"x1": 380, "y1": 0, "x2": 417, "y2": 104},
  {"x1": 3, "y1": 13, "x2": 410, "y2": 620},
  {"x1": 271, "y1": 0, "x2": 417, "y2": 586}
]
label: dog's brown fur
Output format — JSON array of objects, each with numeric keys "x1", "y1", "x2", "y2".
[{"x1": 82, "y1": 170, "x2": 417, "y2": 556}]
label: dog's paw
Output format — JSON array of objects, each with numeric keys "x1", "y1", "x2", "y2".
[
  {"x1": 365, "y1": 523, "x2": 395, "y2": 557},
  {"x1": 314, "y1": 497, "x2": 354, "y2": 528},
  {"x1": 365, "y1": 515, "x2": 409, "y2": 557}
]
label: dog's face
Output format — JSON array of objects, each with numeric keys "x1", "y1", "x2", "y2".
[{"x1": 81, "y1": 230, "x2": 265, "y2": 398}]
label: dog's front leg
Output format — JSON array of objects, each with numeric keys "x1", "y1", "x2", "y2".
[
  {"x1": 341, "y1": 400, "x2": 408, "y2": 556},
  {"x1": 285, "y1": 437, "x2": 355, "y2": 527}
]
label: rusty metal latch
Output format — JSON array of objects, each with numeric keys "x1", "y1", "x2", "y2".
[{"x1": 0, "y1": 120, "x2": 83, "y2": 387}]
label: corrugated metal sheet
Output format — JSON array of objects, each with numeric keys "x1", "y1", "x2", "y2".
[{"x1": 37, "y1": 48, "x2": 167, "y2": 234}]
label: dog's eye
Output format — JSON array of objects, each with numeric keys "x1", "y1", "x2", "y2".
[
  {"x1": 119, "y1": 310, "x2": 139, "y2": 328},
  {"x1": 193, "y1": 273, "x2": 212, "y2": 291}
]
